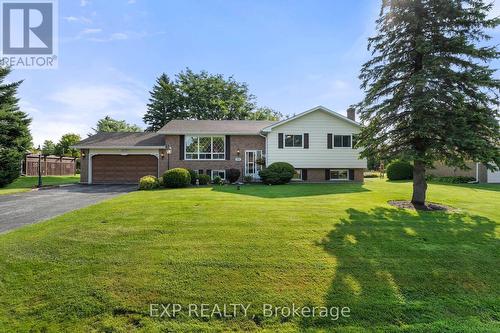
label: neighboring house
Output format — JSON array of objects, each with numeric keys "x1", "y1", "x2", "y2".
[
  {"x1": 73, "y1": 106, "x2": 368, "y2": 184},
  {"x1": 428, "y1": 161, "x2": 500, "y2": 183}
]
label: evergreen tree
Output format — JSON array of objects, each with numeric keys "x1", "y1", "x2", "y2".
[
  {"x1": 143, "y1": 74, "x2": 187, "y2": 131},
  {"x1": 357, "y1": 0, "x2": 500, "y2": 207},
  {"x1": 0, "y1": 67, "x2": 31, "y2": 187}
]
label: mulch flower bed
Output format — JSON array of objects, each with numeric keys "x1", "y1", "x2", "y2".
[{"x1": 388, "y1": 200, "x2": 455, "y2": 211}]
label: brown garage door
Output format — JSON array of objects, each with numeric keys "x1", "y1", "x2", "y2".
[{"x1": 92, "y1": 155, "x2": 158, "y2": 184}]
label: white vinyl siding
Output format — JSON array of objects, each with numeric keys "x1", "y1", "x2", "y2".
[{"x1": 266, "y1": 110, "x2": 367, "y2": 168}]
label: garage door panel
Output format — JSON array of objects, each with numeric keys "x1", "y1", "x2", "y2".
[{"x1": 92, "y1": 155, "x2": 158, "y2": 184}]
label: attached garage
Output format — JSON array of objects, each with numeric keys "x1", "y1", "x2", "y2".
[
  {"x1": 71, "y1": 132, "x2": 166, "y2": 184},
  {"x1": 91, "y1": 155, "x2": 158, "y2": 184}
]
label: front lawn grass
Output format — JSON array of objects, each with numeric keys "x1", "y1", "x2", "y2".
[
  {"x1": 0, "y1": 175, "x2": 80, "y2": 195},
  {"x1": 0, "y1": 179, "x2": 498, "y2": 332}
]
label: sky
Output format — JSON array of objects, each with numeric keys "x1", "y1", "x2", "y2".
[{"x1": 8, "y1": 0, "x2": 500, "y2": 146}]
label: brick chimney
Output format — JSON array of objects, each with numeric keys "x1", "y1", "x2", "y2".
[{"x1": 347, "y1": 107, "x2": 356, "y2": 121}]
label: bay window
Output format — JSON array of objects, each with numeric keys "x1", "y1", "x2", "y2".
[{"x1": 185, "y1": 136, "x2": 225, "y2": 160}]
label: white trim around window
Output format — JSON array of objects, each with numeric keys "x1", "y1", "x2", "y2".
[
  {"x1": 292, "y1": 169, "x2": 302, "y2": 181},
  {"x1": 284, "y1": 134, "x2": 303, "y2": 148},
  {"x1": 185, "y1": 135, "x2": 226, "y2": 160},
  {"x1": 330, "y1": 169, "x2": 349, "y2": 181},
  {"x1": 211, "y1": 170, "x2": 226, "y2": 180}
]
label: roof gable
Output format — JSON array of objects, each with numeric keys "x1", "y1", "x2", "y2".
[{"x1": 261, "y1": 106, "x2": 359, "y2": 132}]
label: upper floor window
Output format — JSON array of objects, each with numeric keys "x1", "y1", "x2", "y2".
[
  {"x1": 185, "y1": 136, "x2": 225, "y2": 160},
  {"x1": 285, "y1": 134, "x2": 303, "y2": 147},
  {"x1": 334, "y1": 135, "x2": 351, "y2": 148}
]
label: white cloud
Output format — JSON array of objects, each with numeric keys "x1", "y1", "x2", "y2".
[
  {"x1": 49, "y1": 85, "x2": 144, "y2": 117},
  {"x1": 81, "y1": 28, "x2": 102, "y2": 35},
  {"x1": 30, "y1": 120, "x2": 89, "y2": 147},
  {"x1": 63, "y1": 16, "x2": 92, "y2": 24},
  {"x1": 25, "y1": 71, "x2": 148, "y2": 146},
  {"x1": 87, "y1": 32, "x2": 128, "y2": 42},
  {"x1": 80, "y1": 0, "x2": 90, "y2": 7}
]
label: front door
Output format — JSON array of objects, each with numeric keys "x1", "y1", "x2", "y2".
[{"x1": 245, "y1": 150, "x2": 263, "y2": 179}]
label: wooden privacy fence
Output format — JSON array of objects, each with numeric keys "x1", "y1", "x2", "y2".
[{"x1": 23, "y1": 154, "x2": 77, "y2": 176}]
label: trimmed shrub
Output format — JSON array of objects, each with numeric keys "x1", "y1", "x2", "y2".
[
  {"x1": 198, "y1": 174, "x2": 210, "y2": 185},
  {"x1": 162, "y1": 168, "x2": 191, "y2": 188},
  {"x1": 187, "y1": 169, "x2": 198, "y2": 185},
  {"x1": 259, "y1": 162, "x2": 295, "y2": 185},
  {"x1": 138, "y1": 175, "x2": 159, "y2": 190},
  {"x1": 243, "y1": 175, "x2": 253, "y2": 183},
  {"x1": 213, "y1": 176, "x2": 223, "y2": 185},
  {"x1": 226, "y1": 168, "x2": 241, "y2": 183},
  {"x1": 386, "y1": 161, "x2": 413, "y2": 180},
  {"x1": 426, "y1": 175, "x2": 475, "y2": 183}
]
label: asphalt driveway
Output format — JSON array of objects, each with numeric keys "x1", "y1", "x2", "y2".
[{"x1": 0, "y1": 184, "x2": 136, "y2": 233}]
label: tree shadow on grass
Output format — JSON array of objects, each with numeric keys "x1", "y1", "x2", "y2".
[
  {"x1": 211, "y1": 183, "x2": 370, "y2": 199},
  {"x1": 300, "y1": 207, "x2": 498, "y2": 330}
]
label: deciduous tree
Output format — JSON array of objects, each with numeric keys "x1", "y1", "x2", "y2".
[
  {"x1": 55, "y1": 133, "x2": 81, "y2": 158},
  {"x1": 143, "y1": 69, "x2": 279, "y2": 129},
  {"x1": 92, "y1": 115, "x2": 142, "y2": 134},
  {"x1": 41, "y1": 140, "x2": 56, "y2": 155}
]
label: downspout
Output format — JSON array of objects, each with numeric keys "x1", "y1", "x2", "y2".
[
  {"x1": 259, "y1": 132, "x2": 268, "y2": 167},
  {"x1": 476, "y1": 162, "x2": 479, "y2": 183}
]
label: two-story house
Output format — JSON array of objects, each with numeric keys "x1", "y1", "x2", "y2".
[{"x1": 74, "y1": 106, "x2": 368, "y2": 184}]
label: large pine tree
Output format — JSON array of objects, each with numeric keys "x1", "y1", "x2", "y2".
[
  {"x1": 357, "y1": 0, "x2": 500, "y2": 207},
  {"x1": 143, "y1": 73, "x2": 188, "y2": 131},
  {"x1": 0, "y1": 67, "x2": 31, "y2": 187}
]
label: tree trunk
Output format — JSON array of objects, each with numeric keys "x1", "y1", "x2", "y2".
[{"x1": 412, "y1": 160, "x2": 427, "y2": 207}]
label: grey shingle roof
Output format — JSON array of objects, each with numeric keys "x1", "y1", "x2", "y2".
[
  {"x1": 158, "y1": 120, "x2": 276, "y2": 135},
  {"x1": 72, "y1": 132, "x2": 165, "y2": 148}
]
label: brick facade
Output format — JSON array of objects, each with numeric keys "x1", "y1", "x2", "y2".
[
  {"x1": 159, "y1": 135, "x2": 266, "y2": 179},
  {"x1": 80, "y1": 136, "x2": 366, "y2": 183},
  {"x1": 79, "y1": 149, "x2": 89, "y2": 184},
  {"x1": 300, "y1": 168, "x2": 364, "y2": 182}
]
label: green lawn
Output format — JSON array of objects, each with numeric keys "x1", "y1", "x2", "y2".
[
  {"x1": 0, "y1": 175, "x2": 80, "y2": 195},
  {"x1": 0, "y1": 179, "x2": 498, "y2": 332}
]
